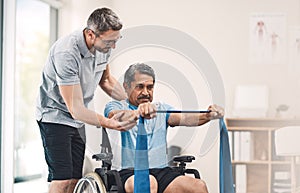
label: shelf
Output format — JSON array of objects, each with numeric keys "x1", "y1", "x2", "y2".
[
  {"x1": 272, "y1": 161, "x2": 292, "y2": 165},
  {"x1": 232, "y1": 160, "x2": 270, "y2": 164},
  {"x1": 226, "y1": 118, "x2": 300, "y2": 193},
  {"x1": 232, "y1": 160, "x2": 291, "y2": 165},
  {"x1": 226, "y1": 118, "x2": 300, "y2": 128},
  {"x1": 228, "y1": 126, "x2": 275, "y2": 131}
]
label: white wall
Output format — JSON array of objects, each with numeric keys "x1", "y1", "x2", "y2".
[
  {"x1": 59, "y1": 0, "x2": 300, "y2": 117},
  {"x1": 109, "y1": 0, "x2": 300, "y2": 118},
  {"x1": 58, "y1": 0, "x2": 113, "y2": 36},
  {"x1": 58, "y1": 1, "x2": 300, "y2": 193}
]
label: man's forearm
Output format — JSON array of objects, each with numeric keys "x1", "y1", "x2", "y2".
[
  {"x1": 71, "y1": 104, "x2": 104, "y2": 127},
  {"x1": 108, "y1": 110, "x2": 138, "y2": 121},
  {"x1": 168, "y1": 113, "x2": 210, "y2": 127},
  {"x1": 72, "y1": 106, "x2": 138, "y2": 131},
  {"x1": 181, "y1": 113, "x2": 210, "y2": 126},
  {"x1": 100, "y1": 76, "x2": 127, "y2": 100}
]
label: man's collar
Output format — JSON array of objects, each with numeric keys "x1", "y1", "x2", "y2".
[
  {"x1": 126, "y1": 99, "x2": 138, "y2": 110},
  {"x1": 77, "y1": 29, "x2": 93, "y2": 58}
]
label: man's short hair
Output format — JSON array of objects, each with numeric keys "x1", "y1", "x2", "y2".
[
  {"x1": 124, "y1": 63, "x2": 156, "y2": 87},
  {"x1": 87, "y1": 7, "x2": 122, "y2": 34}
]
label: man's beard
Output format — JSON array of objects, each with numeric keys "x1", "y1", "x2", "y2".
[
  {"x1": 137, "y1": 95, "x2": 151, "y2": 100},
  {"x1": 137, "y1": 95, "x2": 152, "y2": 103},
  {"x1": 94, "y1": 45, "x2": 110, "y2": 53}
]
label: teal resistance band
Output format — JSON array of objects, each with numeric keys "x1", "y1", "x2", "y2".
[
  {"x1": 134, "y1": 117, "x2": 150, "y2": 193},
  {"x1": 133, "y1": 113, "x2": 234, "y2": 193},
  {"x1": 156, "y1": 111, "x2": 234, "y2": 192},
  {"x1": 219, "y1": 118, "x2": 234, "y2": 193}
]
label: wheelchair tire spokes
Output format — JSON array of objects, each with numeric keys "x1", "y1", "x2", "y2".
[{"x1": 73, "y1": 172, "x2": 107, "y2": 193}]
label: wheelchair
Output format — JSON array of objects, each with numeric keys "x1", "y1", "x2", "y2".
[{"x1": 73, "y1": 128, "x2": 201, "y2": 193}]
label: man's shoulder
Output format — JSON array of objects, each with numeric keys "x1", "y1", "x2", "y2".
[
  {"x1": 106, "y1": 100, "x2": 128, "y2": 107},
  {"x1": 51, "y1": 30, "x2": 82, "y2": 55},
  {"x1": 104, "y1": 100, "x2": 128, "y2": 117}
]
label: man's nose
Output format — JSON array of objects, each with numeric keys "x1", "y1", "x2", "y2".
[{"x1": 141, "y1": 87, "x2": 149, "y2": 94}]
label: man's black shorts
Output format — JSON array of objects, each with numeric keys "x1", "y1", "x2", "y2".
[
  {"x1": 119, "y1": 167, "x2": 181, "y2": 193},
  {"x1": 37, "y1": 121, "x2": 86, "y2": 182}
]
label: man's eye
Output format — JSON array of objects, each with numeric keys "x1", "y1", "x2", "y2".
[
  {"x1": 135, "y1": 84, "x2": 154, "y2": 90},
  {"x1": 136, "y1": 85, "x2": 144, "y2": 89},
  {"x1": 147, "y1": 85, "x2": 154, "y2": 90}
]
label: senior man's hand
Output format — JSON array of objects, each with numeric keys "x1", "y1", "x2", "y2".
[
  {"x1": 206, "y1": 104, "x2": 224, "y2": 120},
  {"x1": 137, "y1": 102, "x2": 157, "y2": 119}
]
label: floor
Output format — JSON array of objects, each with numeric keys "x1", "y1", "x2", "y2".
[{"x1": 14, "y1": 178, "x2": 48, "y2": 193}]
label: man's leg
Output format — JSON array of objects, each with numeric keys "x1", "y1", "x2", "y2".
[
  {"x1": 69, "y1": 126, "x2": 86, "y2": 193},
  {"x1": 38, "y1": 121, "x2": 85, "y2": 193},
  {"x1": 67, "y1": 179, "x2": 79, "y2": 193},
  {"x1": 163, "y1": 176, "x2": 208, "y2": 193},
  {"x1": 124, "y1": 175, "x2": 158, "y2": 193},
  {"x1": 47, "y1": 179, "x2": 78, "y2": 193},
  {"x1": 48, "y1": 180, "x2": 70, "y2": 193}
]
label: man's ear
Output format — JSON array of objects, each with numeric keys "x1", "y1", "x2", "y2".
[
  {"x1": 123, "y1": 82, "x2": 128, "y2": 92},
  {"x1": 85, "y1": 29, "x2": 96, "y2": 41}
]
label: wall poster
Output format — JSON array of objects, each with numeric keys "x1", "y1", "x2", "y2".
[{"x1": 249, "y1": 13, "x2": 287, "y2": 65}]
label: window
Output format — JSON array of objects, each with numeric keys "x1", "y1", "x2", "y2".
[{"x1": 13, "y1": 0, "x2": 58, "y2": 192}]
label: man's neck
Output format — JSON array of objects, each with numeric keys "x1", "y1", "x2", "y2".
[
  {"x1": 83, "y1": 30, "x2": 96, "y2": 55},
  {"x1": 126, "y1": 99, "x2": 138, "y2": 110}
]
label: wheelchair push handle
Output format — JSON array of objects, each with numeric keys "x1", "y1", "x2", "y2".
[
  {"x1": 173, "y1": 155, "x2": 195, "y2": 163},
  {"x1": 92, "y1": 153, "x2": 113, "y2": 161}
]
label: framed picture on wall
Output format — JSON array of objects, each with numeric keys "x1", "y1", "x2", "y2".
[{"x1": 249, "y1": 13, "x2": 287, "y2": 65}]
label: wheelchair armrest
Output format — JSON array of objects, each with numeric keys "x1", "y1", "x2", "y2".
[
  {"x1": 92, "y1": 153, "x2": 113, "y2": 161},
  {"x1": 185, "y1": 169, "x2": 201, "y2": 179},
  {"x1": 173, "y1": 155, "x2": 195, "y2": 163}
]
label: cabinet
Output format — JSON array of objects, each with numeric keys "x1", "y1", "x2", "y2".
[{"x1": 226, "y1": 118, "x2": 300, "y2": 193}]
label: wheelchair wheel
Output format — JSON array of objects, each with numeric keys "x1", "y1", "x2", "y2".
[{"x1": 73, "y1": 172, "x2": 107, "y2": 193}]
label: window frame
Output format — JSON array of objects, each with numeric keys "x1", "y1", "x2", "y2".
[{"x1": 0, "y1": 0, "x2": 3, "y2": 190}]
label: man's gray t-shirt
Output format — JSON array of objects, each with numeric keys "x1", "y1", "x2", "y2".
[{"x1": 36, "y1": 29, "x2": 110, "y2": 128}]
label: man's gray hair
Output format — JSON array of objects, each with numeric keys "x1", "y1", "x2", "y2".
[
  {"x1": 124, "y1": 63, "x2": 156, "y2": 87},
  {"x1": 87, "y1": 7, "x2": 122, "y2": 34}
]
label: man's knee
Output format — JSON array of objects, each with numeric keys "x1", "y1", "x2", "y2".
[
  {"x1": 124, "y1": 175, "x2": 158, "y2": 193},
  {"x1": 149, "y1": 175, "x2": 158, "y2": 193},
  {"x1": 164, "y1": 176, "x2": 208, "y2": 193},
  {"x1": 196, "y1": 179, "x2": 208, "y2": 193},
  {"x1": 186, "y1": 178, "x2": 208, "y2": 193}
]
